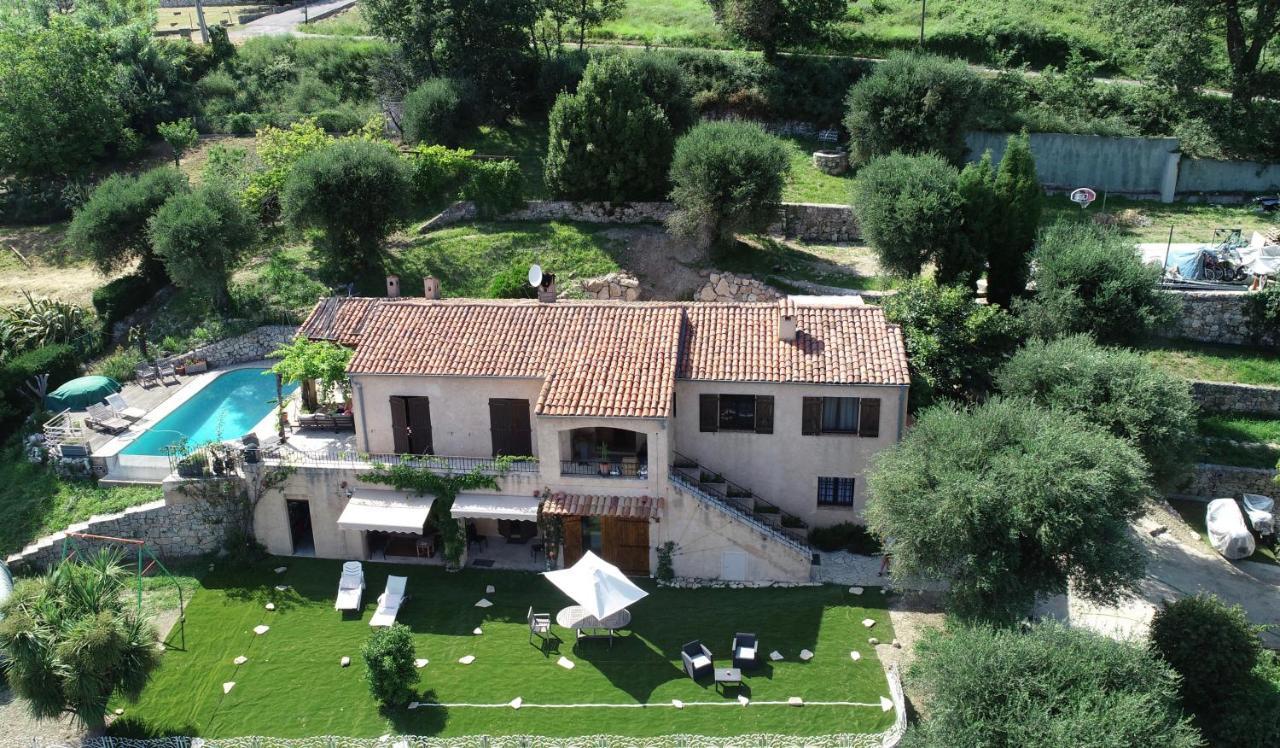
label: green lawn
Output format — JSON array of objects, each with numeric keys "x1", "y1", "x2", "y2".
[
  {"x1": 1200, "y1": 414, "x2": 1280, "y2": 446},
  {"x1": 304, "y1": 7, "x2": 370, "y2": 36},
  {"x1": 1042, "y1": 194, "x2": 1279, "y2": 244},
  {"x1": 781, "y1": 135, "x2": 854, "y2": 204},
  {"x1": 1195, "y1": 439, "x2": 1280, "y2": 470},
  {"x1": 0, "y1": 444, "x2": 163, "y2": 556},
  {"x1": 112, "y1": 558, "x2": 897, "y2": 739},
  {"x1": 1140, "y1": 341, "x2": 1280, "y2": 388},
  {"x1": 1167, "y1": 498, "x2": 1278, "y2": 565}
]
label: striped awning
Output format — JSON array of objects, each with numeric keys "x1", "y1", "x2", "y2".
[{"x1": 541, "y1": 493, "x2": 662, "y2": 520}]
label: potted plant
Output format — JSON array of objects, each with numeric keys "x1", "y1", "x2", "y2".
[
  {"x1": 186, "y1": 357, "x2": 209, "y2": 374},
  {"x1": 597, "y1": 443, "x2": 612, "y2": 475},
  {"x1": 177, "y1": 452, "x2": 209, "y2": 478}
]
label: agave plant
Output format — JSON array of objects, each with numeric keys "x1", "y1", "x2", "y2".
[{"x1": 2, "y1": 291, "x2": 96, "y2": 354}]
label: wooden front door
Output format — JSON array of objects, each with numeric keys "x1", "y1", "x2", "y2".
[
  {"x1": 390, "y1": 396, "x2": 433, "y2": 454},
  {"x1": 601, "y1": 517, "x2": 650, "y2": 575},
  {"x1": 561, "y1": 516, "x2": 583, "y2": 567}
]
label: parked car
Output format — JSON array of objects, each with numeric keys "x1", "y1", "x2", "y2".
[{"x1": 1207, "y1": 498, "x2": 1256, "y2": 560}]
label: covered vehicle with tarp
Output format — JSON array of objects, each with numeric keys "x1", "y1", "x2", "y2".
[
  {"x1": 44, "y1": 375, "x2": 121, "y2": 412},
  {"x1": 1242, "y1": 493, "x2": 1275, "y2": 538},
  {"x1": 1207, "y1": 498, "x2": 1256, "y2": 560}
]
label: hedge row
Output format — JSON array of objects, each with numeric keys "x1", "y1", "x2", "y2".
[{"x1": 0, "y1": 344, "x2": 83, "y2": 436}]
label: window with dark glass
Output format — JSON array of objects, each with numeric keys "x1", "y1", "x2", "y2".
[
  {"x1": 803, "y1": 396, "x2": 880, "y2": 437},
  {"x1": 817, "y1": 477, "x2": 856, "y2": 507},
  {"x1": 699, "y1": 394, "x2": 774, "y2": 433},
  {"x1": 820, "y1": 397, "x2": 859, "y2": 433},
  {"x1": 718, "y1": 394, "x2": 757, "y2": 431}
]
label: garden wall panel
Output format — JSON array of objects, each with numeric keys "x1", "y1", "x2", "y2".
[
  {"x1": 965, "y1": 131, "x2": 1179, "y2": 198},
  {"x1": 1177, "y1": 158, "x2": 1280, "y2": 196}
]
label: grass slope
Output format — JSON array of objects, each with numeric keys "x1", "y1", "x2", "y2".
[
  {"x1": 1141, "y1": 341, "x2": 1280, "y2": 388},
  {"x1": 113, "y1": 558, "x2": 896, "y2": 739}
]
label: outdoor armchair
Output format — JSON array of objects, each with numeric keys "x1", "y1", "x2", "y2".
[
  {"x1": 528, "y1": 606, "x2": 552, "y2": 644},
  {"x1": 681, "y1": 640, "x2": 713, "y2": 681},
  {"x1": 732, "y1": 633, "x2": 758, "y2": 670}
]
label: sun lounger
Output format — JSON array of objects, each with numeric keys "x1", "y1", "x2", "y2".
[
  {"x1": 335, "y1": 561, "x2": 365, "y2": 611},
  {"x1": 369, "y1": 575, "x2": 408, "y2": 627},
  {"x1": 85, "y1": 403, "x2": 130, "y2": 435},
  {"x1": 105, "y1": 392, "x2": 146, "y2": 422},
  {"x1": 135, "y1": 364, "x2": 158, "y2": 387}
]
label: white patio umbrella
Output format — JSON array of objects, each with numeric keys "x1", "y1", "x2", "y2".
[{"x1": 543, "y1": 551, "x2": 648, "y2": 620}]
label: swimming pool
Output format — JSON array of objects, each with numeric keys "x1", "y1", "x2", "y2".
[{"x1": 120, "y1": 368, "x2": 298, "y2": 456}]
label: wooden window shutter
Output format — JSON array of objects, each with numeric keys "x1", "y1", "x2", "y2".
[
  {"x1": 407, "y1": 397, "x2": 434, "y2": 454},
  {"x1": 488, "y1": 399, "x2": 509, "y2": 457},
  {"x1": 859, "y1": 398, "x2": 881, "y2": 438},
  {"x1": 754, "y1": 395, "x2": 774, "y2": 434},
  {"x1": 699, "y1": 394, "x2": 718, "y2": 432},
  {"x1": 801, "y1": 397, "x2": 822, "y2": 435},
  {"x1": 389, "y1": 396, "x2": 409, "y2": 453}
]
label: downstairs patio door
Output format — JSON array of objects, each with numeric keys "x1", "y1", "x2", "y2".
[{"x1": 601, "y1": 517, "x2": 650, "y2": 575}]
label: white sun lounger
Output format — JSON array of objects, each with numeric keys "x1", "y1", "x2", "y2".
[
  {"x1": 335, "y1": 561, "x2": 365, "y2": 611},
  {"x1": 369, "y1": 575, "x2": 408, "y2": 627},
  {"x1": 105, "y1": 392, "x2": 147, "y2": 422}
]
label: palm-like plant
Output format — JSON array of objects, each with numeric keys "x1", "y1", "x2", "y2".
[
  {"x1": 2, "y1": 291, "x2": 96, "y2": 353},
  {"x1": 0, "y1": 550, "x2": 160, "y2": 732}
]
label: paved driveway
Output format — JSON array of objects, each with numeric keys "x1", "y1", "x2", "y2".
[{"x1": 228, "y1": 0, "x2": 357, "y2": 41}]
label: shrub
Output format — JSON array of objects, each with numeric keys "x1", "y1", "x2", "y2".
[
  {"x1": 157, "y1": 119, "x2": 200, "y2": 168},
  {"x1": 843, "y1": 52, "x2": 982, "y2": 167},
  {"x1": 1243, "y1": 282, "x2": 1280, "y2": 348},
  {"x1": 544, "y1": 56, "x2": 674, "y2": 201},
  {"x1": 883, "y1": 278, "x2": 1020, "y2": 407},
  {"x1": 996, "y1": 335, "x2": 1196, "y2": 488},
  {"x1": 361, "y1": 623, "x2": 419, "y2": 706},
  {"x1": 987, "y1": 130, "x2": 1043, "y2": 307},
  {"x1": 866, "y1": 397, "x2": 1151, "y2": 623},
  {"x1": 149, "y1": 184, "x2": 258, "y2": 313},
  {"x1": 410, "y1": 145, "x2": 475, "y2": 204},
  {"x1": 486, "y1": 261, "x2": 539, "y2": 299},
  {"x1": 906, "y1": 623, "x2": 1200, "y2": 747},
  {"x1": 92, "y1": 273, "x2": 165, "y2": 334},
  {"x1": 807, "y1": 522, "x2": 881, "y2": 555},
  {"x1": 402, "y1": 78, "x2": 470, "y2": 146},
  {"x1": 1015, "y1": 222, "x2": 1179, "y2": 345},
  {"x1": 92, "y1": 347, "x2": 147, "y2": 383},
  {"x1": 667, "y1": 121, "x2": 789, "y2": 252},
  {"x1": 851, "y1": 152, "x2": 980, "y2": 285},
  {"x1": 68, "y1": 167, "x2": 189, "y2": 279},
  {"x1": 282, "y1": 138, "x2": 412, "y2": 282},
  {"x1": 460, "y1": 159, "x2": 524, "y2": 218},
  {"x1": 630, "y1": 53, "x2": 696, "y2": 134},
  {"x1": 243, "y1": 119, "x2": 334, "y2": 223},
  {"x1": 536, "y1": 51, "x2": 590, "y2": 110},
  {"x1": 0, "y1": 344, "x2": 82, "y2": 434},
  {"x1": 312, "y1": 106, "x2": 368, "y2": 134},
  {"x1": 1150, "y1": 594, "x2": 1262, "y2": 711}
]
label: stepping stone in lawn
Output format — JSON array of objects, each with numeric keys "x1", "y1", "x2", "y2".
[
  {"x1": 672, "y1": 699, "x2": 684, "y2": 709},
  {"x1": 223, "y1": 682, "x2": 235, "y2": 694},
  {"x1": 880, "y1": 696, "x2": 894, "y2": 712},
  {"x1": 849, "y1": 651, "x2": 861, "y2": 662},
  {"x1": 274, "y1": 585, "x2": 289, "y2": 592},
  {"x1": 788, "y1": 696, "x2": 803, "y2": 706},
  {"x1": 862, "y1": 618, "x2": 876, "y2": 628},
  {"x1": 233, "y1": 656, "x2": 248, "y2": 665},
  {"x1": 265, "y1": 603, "x2": 275, "y2": 611},
  {"x1": 274, "y1": 567, "x2": 287, "y2": 574},
  {"x1": 737, "y1": 694, "x2": 749, "y2": 706},
  {"x1": 473, "y1": 627, "x2": 483, "y2": 635},
  {"x1": 341, "y1": 657, "x2": 350, "y2": 667},
  {"x1": 868, "y1": 637, "x2": 879, "y2": 646},
  {"x1": 408, "y1": 702, "x2": 419, "y2": 710},
  {"x1": 849, "y1": 586, "x2": 864, "y2": 595},
  {"x1": 475, "y1": 598, "x2": 493, "y2": 608},
  {"x1": 485, "y1": 585, "x2": 495, "y2": 594},
  {"x1": 415, "y1": 658, "x2": 428, "y2": 668},
  {"x1": 769, "y1": 650, "x2": 784, "y2": 661},
  {"x1": 799, "y1": 649, "x2": 814, "y2": 661},
  {"x1": 510, "y1": 697, "x2": 523, "y2": 709},
  {"x1": 458, "y1": 655, "x2": 475, "y2": 665},
  {"x1": 253, "y1": 625, "x2": 269, "y2": 635},
  {"x1": 557, "y1": 656, "x2": 575, "y2": 670}
]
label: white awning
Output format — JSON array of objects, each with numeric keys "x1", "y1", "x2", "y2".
[
  {"x1": 337, "y1": 489, "x2": 435, "y2": 534},
  {"x1": 450, "y1": 494, "x2": 542, "y2": 522}
]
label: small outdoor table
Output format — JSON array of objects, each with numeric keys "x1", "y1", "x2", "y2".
[
  {"x1": 714, "y1": 667, "x2": 743, "y2": 694},
  {"x1": 555, "y1": 605, "x2": 632, "y2": 648}
]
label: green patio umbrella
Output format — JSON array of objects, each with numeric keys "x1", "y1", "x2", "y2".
[{"x1": 44, "y1": 375, "x2": 122, "y2": 412}]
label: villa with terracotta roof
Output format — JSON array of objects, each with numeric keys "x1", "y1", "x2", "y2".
[{"x1": 250, "y1": 279, "x2": 909, "y2": 582}]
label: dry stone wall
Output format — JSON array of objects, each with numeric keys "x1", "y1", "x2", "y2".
[
  {"x1": 695, "y1": 271, "x2": 782, "y2": 302},
  {"x1": 580, "y1": 272, "x2": 641, "y2": 301},
  {"x1": 1191, "y1": 380, "x2": 1280, "y2": 416},
  {"x1": 1166, "y1": 290, "x2": 1276, "y2": 347},
  {"x1": 1180, "y1": 463, "x2": 1278, "y2": 498},
  {"x1": 160, "y1": 325, "x2": 295, "y2": 369}
]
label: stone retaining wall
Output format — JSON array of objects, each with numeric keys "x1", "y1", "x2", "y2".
[
  {"x1": 421, "y1": 200, "x2": 861, "y2": 243},
  {"x1": 4, "y1": 491, "x2": 236, "y2": 573},
  {"x1": 695, "y1": 271, "x2": 782, "y2": 302},
  {"x1": 1179, "y1": 463, "x2": 1278, "y2": 499},
  {"x1": 579, "y1": 272, "x2": 641, "y2": 301},
  {"x1": 1191, "y1": 380, "x2": 1280, "y2": 416},
  {"x1": 1166, "y1": 290, "x2": 1276, "y2": 347},
  {"x1": 160, "y1": 325, "x2": 295, "y2": 369}
]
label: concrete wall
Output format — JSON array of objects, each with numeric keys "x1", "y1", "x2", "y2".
[
  {"x1": 656, "y1": 482, "x2": 812, "y2": 582},
  {"x1": 1191, "y1": 380, "x2": 1280, "y2": 417},
  {"x1": 1179, "y1": 463, "x2": 1278, "y2": 499},
  {"x1": 966, "y1": 131, "x2": 1179, "y2": 199},
  {"x1": 1178, "y1": 158, "x2": 1280, "y2": 196},
  {"x1": 671, "y1": 380, "x2": 907, "y2": 528},
  {"x1": 1166, "y1": 290, "x2": 1277, "y2": 347}
]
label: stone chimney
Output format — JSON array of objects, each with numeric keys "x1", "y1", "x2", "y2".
[
  {"x1": 778, "y1": 298, "x2": 797, "y2": 342},
  {"x1": 537, "y1": 272, "x2": 557, "y2": 303},
  {"x1": 386, "y1": 275, "x2": 400, "y2": 298},
  {"x1": 423, "y1": 276, "x2": 441, "y2": 300}
]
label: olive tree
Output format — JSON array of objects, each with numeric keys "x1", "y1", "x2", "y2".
[
  {"x1": 865, "y1": 397, "x2": 1152, "y2": 623},
  {"x1": 148, "y1": 184, "x2": 257, "y2": 312},
  {"x1": 282, "y1": 139, "x2": 413, "y2": 282},
  {"x1": 0, "y1": 551, "x2": 161, "y2": 732},
  {"x1": 706, "y1": 0, "x2": 845, "y2": 61},
  {"x1": 667, "y1": 121, "x2": 790, "y2": 252},
  {"x1": 67, "y1": 167, "x2": 189, "y2": 281},
  {"x1": 157, "y1": 119, "x2": 200, "y2": 169}
]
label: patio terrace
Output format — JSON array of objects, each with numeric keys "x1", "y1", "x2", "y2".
[{"x1": 110, "y1": 558, "x2": 897, "y2": 740}]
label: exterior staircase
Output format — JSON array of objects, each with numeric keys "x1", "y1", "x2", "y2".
[{"x1": 669, "y1": 453, "x2": 812, "y2": 558}]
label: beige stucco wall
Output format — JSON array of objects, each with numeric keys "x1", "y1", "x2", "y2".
[
  {"x1": 671, "y1": 381, "x2": 907, "y2": 528},
  {"x1": 654, "y1": 483, "x2": 812, "y2": 582}
]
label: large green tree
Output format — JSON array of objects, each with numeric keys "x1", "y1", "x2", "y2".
[
  {"x1": 706, "y1": 0, "x2": 846, "y2": 62},
  {"x1": 148, "y1": 184, "x2": 257, "y2": 312},
  {"x1": 865, "y1": 397, "x2": 1152, "y2": 622},
  {"x1": 0, "y1": 17, "x2": 125, "y2": 178},
  {"x1": 282, "y1": 139, "x2": 413, "y2": 282},
  {"x1": 0, "y1": 551, "x2": 161, "y2": 732},
  {"x1": 544, "y1": 55, "x2": 674, "y2": 201},
  {"x1": 996, "y1": 335, "x2": 1196, "y2": 488},
  {"x1": 906, "y1": 623, "x2": 1201, "y2": 747},
  {"x1": 667, "y1": 121, "x2": 790, "y2": 252},
  {"x1": 986, "y1": 131, "x2": 1043, "y2": 307},
  {"x1": 67, "y1": 167, "x2": 189, "y2": 280},
  {"x1": 843, "y1": 52, "x2": 982, "y2": 167}
]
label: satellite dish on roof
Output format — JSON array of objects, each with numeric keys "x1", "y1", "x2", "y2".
[{"x1": 528, "y1": 264, "x2": 543, "y2": 288}]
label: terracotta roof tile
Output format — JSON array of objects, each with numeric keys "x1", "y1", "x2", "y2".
[
  {"x1": 298, "y1": 297, "x2": 391, "y2": 346},
  {"x1": 541, "y1": 492, "x2": 663, "y2": 519}
]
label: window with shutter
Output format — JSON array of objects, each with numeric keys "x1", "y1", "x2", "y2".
[
  {"x1": 699, "y1": 394, "x2": 718, "y2": 432},
  {"x1": 754, "y1": 396, "x2": 774, "y2": 434},
  {"x1": 801, "y1": 397, "x2": 822, "y2": 435},
  {"x1": 859, "y1": 398, "x2": 881, "y2": 438}
]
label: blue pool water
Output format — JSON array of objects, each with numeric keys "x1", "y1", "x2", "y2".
[{"x1": 120, "y1": 368, "x2": 297, "y2": 456}]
